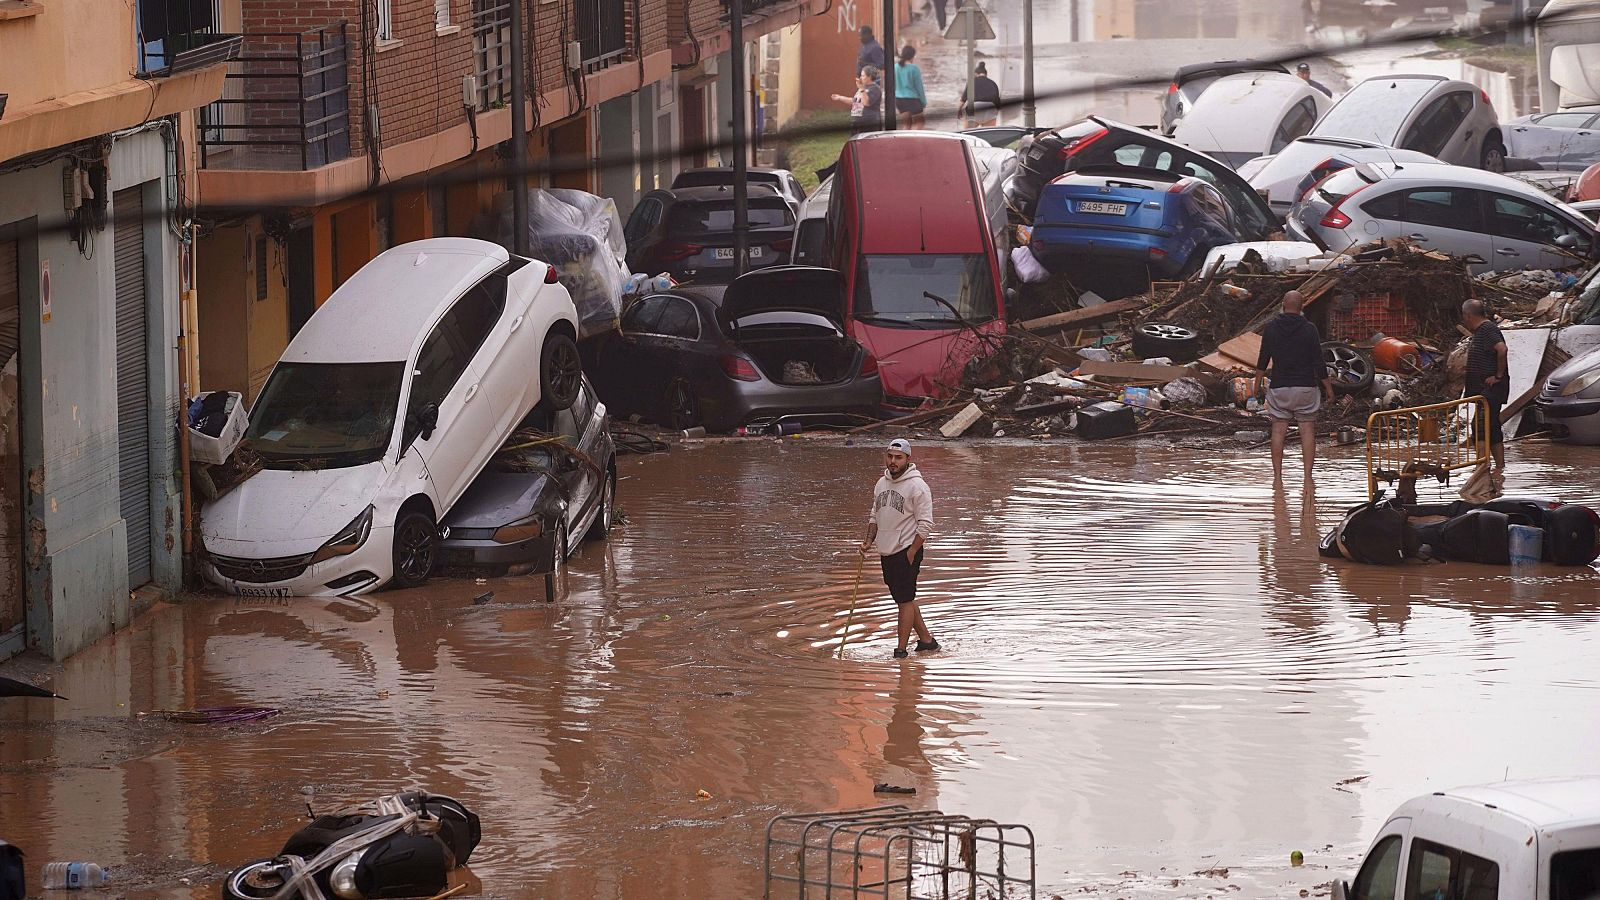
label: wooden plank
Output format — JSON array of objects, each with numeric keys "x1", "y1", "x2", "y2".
[
  {"x1": 1015, "y1": 296, "x2": 1147, "y2": 334},
  {"x1": 938, "y1": 402, "x2": 986, "y2": 438},
  {"x1": 1216, "y1": 332, "x2": 1263, "y2": 367},
  {"x1": 1076, "y1": 359, "x2": 1195, "y2": 382},
  {"x1": 847, "y1": 401, "x2": 967, "y2": 434}
]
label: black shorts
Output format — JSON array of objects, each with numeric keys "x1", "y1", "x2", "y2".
[
  {"x1": 895, "y1": 98, "x2": 925, "y2": 115},
  {"x1": 1472, "y1": 394, "x2": 1506, "y2": 446},
  {"x1": 880, "y1": 547, "x2": 924, "y2": 605}
]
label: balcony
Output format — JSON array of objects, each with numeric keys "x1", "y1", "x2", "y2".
[
  {"x1": 198, "y1": 25, "x2": 352, "y2": 172},
  {"x1": 136, "y1": 0, "x2": 243, "y2": 78},
  {"x1": 578, "y1": 0, "x2": 628, "y2": 71}
]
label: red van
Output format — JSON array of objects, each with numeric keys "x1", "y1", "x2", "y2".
[{"x1": 827, "y1": 132, "x2": 1007, "y2": 407}]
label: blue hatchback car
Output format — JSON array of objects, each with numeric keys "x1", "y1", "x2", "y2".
[{"x1": 1029, "y1": 166, "x2": 1244, "y2": 280}]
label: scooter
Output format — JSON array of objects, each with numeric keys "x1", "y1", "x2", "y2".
[
  {"x1": 223, "y1": 791, "x2": 480, "y2": 900},
  {"x1": 1320, "y1": 496, "x2": 1600, "y2": 566}
]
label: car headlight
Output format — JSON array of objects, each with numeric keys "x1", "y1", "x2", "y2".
[
  {"x1": 1561, "y1": 370, "x2": 1600, "y2": 398},
  {"x1": 310, "y1": 505, "x2": 374, "y2": 564},
  {"x1": 329, "y1": 849, "x2": 365, "y2": 899},
  {"x1": 492, "y1": 515, "x2": 544, "y2": 544}
]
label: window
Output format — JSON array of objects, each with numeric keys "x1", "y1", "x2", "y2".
[
  {"x1": 1398, "y1": 188, "x2": 1482, "y2": 231},
  {"x1": 665, "y1": 199, "x2": 793, "y2": 235},
  {"x1": 448, "y1": 275, "x2": 508, "y2": 361},
  {"x1": 1551, "y1": 847, "x2": 1600, "y2": 900},
  {"x1": 1362, "y1": 190, "x2": 1404, "y2": 220},
  {"x1": 1403, "y1": 838, "x2": 1498, "y2": 900},
  {"x1": 1273, "y1": 98, "x2": 1321, "y2": 154},
  {"x1": 435, "y1": 0, "x2": 450, "y2": 29},
  {"x1": 1401, "y1": 92, "x2": 1474, "y2": 156},
  {"x1": 622, "y1": 296, "x2": 670, "y2": 334},
  {"x1": 855, "y1": 254, "x2": 998, "y2": 327},
  {"x1": 404, "y1": 276, "x2": 507, "y2": 442},
  {"x1": 1534, "y1": 113, "x2": 1596, "y2": 128},
  {"x1": 376, "y1": 0, "x2": 394, "y2": 40},
  {"x1": 1485, "y1": 193, "x2": 1593, "y2": 253},
  {"x1": 625, "y1": 197, "x2": 664, "y2": 244},
  {"x1": 793, "y1": 219, "x2": 827, "y2": 266},
  {"x1": 651, "y1": 297, "x2": 701, "y2": 340},
  {"x1": 1350, "y1": 835, "x2": 1402, "y2": 900},
  {"x1": 1315, "y1": 78, "x2": 1437, "y2": 144}
]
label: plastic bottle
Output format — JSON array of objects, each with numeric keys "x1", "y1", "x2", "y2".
[{"x1": 41, "y1": 862, "x2": 108, "y2": 889}]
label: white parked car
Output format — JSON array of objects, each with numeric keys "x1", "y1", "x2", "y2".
[
  {"x1": 1335, "y1": 777, "x2": 1600, "y2": 900},
  {"x1": 1308, "y1": 74, "x2": 1507, "y2": 171},
  {"x1": 1171, "y1": 72, "x2": 1332, "y2": 170},
  {"x1": 201, "y1": 238, "x2": 582, "y2": 597}
]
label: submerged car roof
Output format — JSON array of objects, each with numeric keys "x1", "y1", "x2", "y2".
[
  {"x1": 844, "y1": 132, "x2": 986, "y2": 254},
  {"x1": 283, "y1": 238, "x2": 515, "y2": 365}
]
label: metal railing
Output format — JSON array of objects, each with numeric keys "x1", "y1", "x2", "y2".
[
  {"x1": 472, "y1": 0, "x2": 513, "y2": 111},
  {"x1": 1366, "y1": 397, "x2": 1491, "y2": 501},
  {"x1": 136, "y1": 0, "x2": 242, "y2": 77},
  {"x1": 578, "y1": 0, "x2": 628, "y2": 71},
  {"x1": 198, "y1": 25, "x2": 352, "y2": 171}
]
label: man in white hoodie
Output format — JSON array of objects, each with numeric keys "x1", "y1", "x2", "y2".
[{"x1": 860, "y1": 438, "x2": 938, "y2": 658}]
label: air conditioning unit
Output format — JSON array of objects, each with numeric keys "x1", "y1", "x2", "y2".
[{"x1": 462, "y1": 74, "x2": 478, "y2": 109}]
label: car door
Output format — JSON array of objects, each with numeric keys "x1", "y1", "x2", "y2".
[
  {"x1": 452, "y1": 266, "x2": 521, "y2": 438},
  {"x1": 648, "y1": 294, "x2": 711, "y2": 405},
  {"x1": 1507, "y1": 112, "x2": 1600, "y2": 168},
  {"x1": 402, "y1": 302, "x2": 500, "y2": 511},
  {"x1": 1482, "y1": 191, "x2": 1596, "y2": 269},
  {"x1": 1347, "y1": 821, "x2": 1410, "y2": 900},
  {"x1": 1402, "y1": 839, "x2": 1500, "y2": 900},
  {"x1": 553, "y1": 387, "x2": 594, "y2": 537},
  {"x1": 1400, "y1": 91, "x2": 1476, "y2": 165},
  {"x1": 594, "y1": 295, "x2": 672, "y2": 417},
  {"x1": 1386, "y1": 186, "x2": 1496, "y2": 265}
]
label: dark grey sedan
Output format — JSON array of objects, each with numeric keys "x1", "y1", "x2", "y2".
[
  {"x1": 437, "y1": 377, "x2": 616, "y2": 582},
  {"x1": 589, "y1": 267, "x2": 883, "y2": 432}
]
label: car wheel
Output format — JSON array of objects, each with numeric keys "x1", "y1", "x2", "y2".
[
  {"x1": 1130, "y1": 322, "x2": 1201, "y2": 362},
  {"x1": 391, "y1": 509, "x2": 437, "y2": 589},
  {"x1": 544, "y1": 522, "x2": 568, "y2": 603},
  {"x1": 1480, "y1": 137, "x2": 1507, "y2": 173},
  {"x1": 586, "y1": 471, "x2": 615, "y2": 542},
  {"x1": 223, "y1": 860, "x2": 288, "y2": 899},
  {"x1": 539, "y1": 331, "x2": 582, "y2": 411},
  {"x1": 664, "y1": 378, "x2": 701, "y2": 430},
  {"x1": 1322, "y1": 341, "x2": 1374, "y2": 396}
]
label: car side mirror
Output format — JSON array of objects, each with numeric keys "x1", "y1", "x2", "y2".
[
  {"x1": 1556, "y1": 233, "x2": 1578, "y2": 249},
  {"x1": 416, "y1": 403, "x2": 439, "y2": 442}
]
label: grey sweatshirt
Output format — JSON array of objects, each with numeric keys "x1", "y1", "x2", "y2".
[{"x1": 869, "y1": 464, "x2": 933, "y2": 556}]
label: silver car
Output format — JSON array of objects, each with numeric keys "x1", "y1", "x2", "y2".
[
  {"x1": 1308, "y1": 74, "x2": 1507, "y2": 170},
  {"x1": 1239, "y1": 135, "x2": 1441, "y2": 218},
  {"x1": 1286, "y1": 162, "x2": 1597, "y2": 272},
  {"x1": 1537, "y1": 343, "x2": 1600, "y2": 444}
]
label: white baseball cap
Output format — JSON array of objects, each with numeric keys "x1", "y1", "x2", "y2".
[{"x1": 886, "y1": 438, "x2": 912, "y2": 455}]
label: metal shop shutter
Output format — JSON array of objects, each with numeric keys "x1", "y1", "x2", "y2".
[{"x1": 113, "y1": 187, "x2": 152, "y2": 588}]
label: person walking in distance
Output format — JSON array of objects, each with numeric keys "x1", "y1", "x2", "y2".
[
  {"x1": 861, "y1": 439, "x2": 937, "y2": 659},
  {"x1": 1296, "y1": 62, "x2": 1332, "y2": 97},
  {"x1": 857, "y1": 25, "x2": 885, "y2": 78},
  {"x1": 1256, "y1": 290, "x2": 1334, "y2": 483},
  {"x1": 894, "y1": 46, "x2": 928, "y2": 130},
  {"x1": 1462, "y1": 299, "x2": 1510, "y2": 481}
]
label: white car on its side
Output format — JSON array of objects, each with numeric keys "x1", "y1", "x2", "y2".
[{"x1": 201, "y1": 238, "x2": 582, "y2": 597}]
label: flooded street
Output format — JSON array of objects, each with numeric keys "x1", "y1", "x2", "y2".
[{"x1": 4, "y1": 440, "x2": 1600, "y2": 897}]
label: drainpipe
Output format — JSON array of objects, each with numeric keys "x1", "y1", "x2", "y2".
[
  {"x1": 1022, "y1": 0, "x2": 1035, "y2": 128},
  {"x1": 178, "y1": 223, "x2": 197, "y2": 562},
  {"x1": 730, "y1": 0, "x2": 749, "y2": 276},
  {"x1": 508, "y1": 0, "x2": 531, "y2": 255}
]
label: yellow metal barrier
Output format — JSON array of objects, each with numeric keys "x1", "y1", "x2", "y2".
[{"x1": 1365, "y1": 396, "x2": 1491, "y2": 501}]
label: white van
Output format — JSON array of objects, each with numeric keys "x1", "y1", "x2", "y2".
[
  {"x1": 1337, "y1": 777, "x2": 1600, "y2": 900},
  {"x1": 201, "y1": 238, "x2": 581, "y2": 597}
]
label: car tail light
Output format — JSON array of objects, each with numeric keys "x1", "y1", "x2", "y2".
[
  {"x1": 1167, "y1": 82, "x2": 1179, "y2": 94},
  {"x1": 1480, "y1": 89, "x2": 1492, "y2": 107},
  {"x1": 1148, "y1": 247, "x2": 1167, "y2": 259},
  {"x1": 655, "y1": 241, "x2": 702, "y2": 262},
  {"x1": 720, "y1": 354, "x2": 761, "y2": 381},
  {"x1": 859, "y1": 353, "x2": 879, "y2": 377},
  {"x1": 1057, "y1": 126, "x2": 1109, "y2": 160},
  {"x1": 1167, "y1": 178, "x2": 1191, "y2": 193},
  {"x1": 544, "y1": 265, "x2": 560, "y2": 284},
  {"x1": 1318, "y1": 183, "x2": 1369, "y2": 229}
]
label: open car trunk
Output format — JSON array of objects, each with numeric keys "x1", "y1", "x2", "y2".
[{"x1": 736, "y1": 323, "x2": 861, "y2": 385}]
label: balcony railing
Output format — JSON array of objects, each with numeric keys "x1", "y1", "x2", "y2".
[
  {"x1": 198, "y1": 25, "x2": 352, "y2": 172},
  {"x1": 472, "y1": 0, "x2": 512, "y2": 111},
  {"x1": 136, "y1": 0, "x2": 242, "y2": 77},
  {"x1": 578, "y1": 0, "x2": 628, "y2": 71}
]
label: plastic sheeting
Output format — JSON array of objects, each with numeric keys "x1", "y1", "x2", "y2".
[
  {"x1": 1200, "y1": 241, "x2": 1326, "y2": 275},
  {"x1": 489, "y1": 189, "x2": 629, "y2": 338}
]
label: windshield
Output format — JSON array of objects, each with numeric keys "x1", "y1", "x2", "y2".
[
  {"x1": 1316, "y1": 166, "x2": 1374, "y2": 204},
  {"x1": 675, "y1": 171, "x2": 781, "y2": 190},
  {"x1": 855, "y1": 254, "x2": 997, "y2": 328},
  {"x1": 1314, "y1": 79, "x2": 1435, "y2": 143},
  {"x1": 667, "y1": 200, "x2": 793, "y2": 234},
  {"x1": 247, "y1": 362, "x2": 404, "y2": 469}
]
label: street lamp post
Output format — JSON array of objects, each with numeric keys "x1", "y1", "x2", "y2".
[{"x1": 730, "y1": 0, "x2": 749, "y2": 275}]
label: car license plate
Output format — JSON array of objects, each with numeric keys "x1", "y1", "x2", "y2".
[
  {"x1": 749, "y1": 246, "x2": 763, "y2": 258},
  {"x1": 1078, "y1": 201, "x2": 1128, "y2": 215},
  {"x1": 715, "y1": 247, "x2": 734, "y2": 259},
  {"x1": 238, "y1": 586, "x2": 292, "y2": 599}
]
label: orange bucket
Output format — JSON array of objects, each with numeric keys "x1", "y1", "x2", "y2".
[{"x1": 1373, "y1": 337, "x2": 1419, "y2": 370}]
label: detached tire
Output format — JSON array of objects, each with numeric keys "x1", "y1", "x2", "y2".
[
  {"x1": 391, "y1": 509, "x2": 437, "y2": 589},
  {"x1": 539, "y1": 330, "x2": 582, "y2": 411},
  {"x1": 1131, "y1": 322, "x2": 1201, "y2": 362},
  {"x1": 1322, "y1": 341, "x2": 1374, "y2": 396}
]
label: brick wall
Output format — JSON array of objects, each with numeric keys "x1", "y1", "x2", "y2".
[
  {"x1": 368, "y1": 0, "x2": 474, "y2": 149},
  {"x1": 668, "y1": 0, "x2": 724, "y2": 51}
]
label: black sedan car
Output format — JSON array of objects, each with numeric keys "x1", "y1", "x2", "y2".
[
  {"x1": 589, "y1": 267, "x2": 883, "y2": 432},
  {"x1": 623, "y1": 183, "x2": 796, "y2": 284},
  {"x1": 1004, "y1": 117, "x2": 1281, "y2": 242},
  {"x1": 436, "y1": 376, "x2": 616, "y2": 583}
]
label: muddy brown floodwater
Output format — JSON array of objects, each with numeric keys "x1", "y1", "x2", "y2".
[{"x1": 4, "y1": 439, "x2": 1600, "y2": 898}]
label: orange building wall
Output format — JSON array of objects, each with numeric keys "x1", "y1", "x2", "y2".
[{"x1": 798, "y1": 0, "x2": 911, "y2": 112}]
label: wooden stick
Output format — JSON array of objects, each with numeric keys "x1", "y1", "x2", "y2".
[
  {"x1": 425, "y1": 885, "x2": 468, "y2": 900},
  {"x1": 847, "y1": 402, "x2": 968, "y2": 433},
  {"x1": 837, "y1": 553, "x2": 867, "y2": 659}
]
